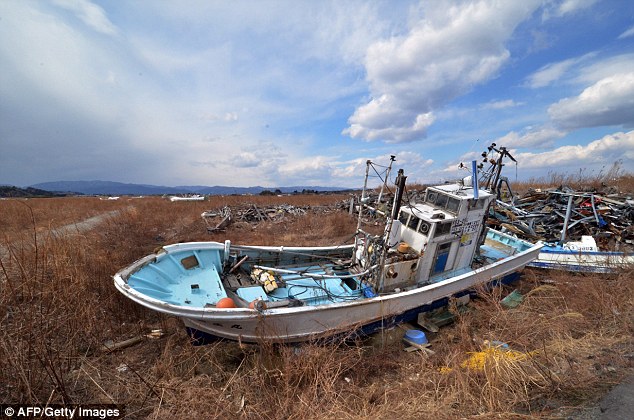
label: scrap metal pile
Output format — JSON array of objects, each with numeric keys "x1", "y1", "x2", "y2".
[{"x1": 489, "y1": 188, "x2": 634, "y2": 251}]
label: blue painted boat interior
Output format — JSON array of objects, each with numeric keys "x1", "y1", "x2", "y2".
[
  {"x1": 128, "y1": 250, "x2": 364, "y2": 307},
  {"x1": 127, "y1": 249, "x2": 227, "y2": 306},
  {"x1": 265, "y1": 265, "x2": 363, "y2": 304}
]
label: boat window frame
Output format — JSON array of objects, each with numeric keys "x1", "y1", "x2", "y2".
[
  {"x1": 435, "y1": 193, "x2": 448, "y2": 208},
  {"x1": 407, "y1": 214, "x2": 420, "y2": 231},
  {"x1": 425, "y1": 189, "x2": 461, "y2": 215},
  {"x1": 446, "y1": 197, "x2": 460, "y2": 213},
  {"x1": 434, "y1": 221, "x2": 452, "y2": 237},
  {"x1": 398, "y1": 210, "x2": 410, "y2": 226}
]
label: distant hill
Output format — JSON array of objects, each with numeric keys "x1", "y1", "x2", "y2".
[
  {"x1": 28, "y1": 180, "x2": 349, "y2": 196},
  {"x1": 0, "y1": 185, "x2": 66, "y2": 198},
  {"x1": 30, "y1": 181, "x2": 185, "y2": 196}
]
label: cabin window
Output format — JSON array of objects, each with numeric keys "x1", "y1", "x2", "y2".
[
  {"x1": 407, "y1": 215, "x2": 420, "y2": 230},
  {"x1": 434, "y1": 222, "x2": 452, "y2": 237},
  {"x1": 435, "y1": 193, "x2": 448, "y2": 208},
  {"x1": 398, "y1": 211, "x2": 409, "y2": 226},
  {"x1": 425, "y1": 190, "x2": 461, "y2": 214},
  {"x1": 446, "y1": 197, "x2": 460, "y2": 213}
]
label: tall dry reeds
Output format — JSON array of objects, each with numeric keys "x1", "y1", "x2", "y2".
[{"x1": 515, "y1": 161, "x2": 633, "y2": 194}]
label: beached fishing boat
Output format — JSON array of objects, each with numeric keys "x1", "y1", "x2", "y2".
[
  {"x1": 529, "y1": 236, "x2": 633, "y2": 273},
  {"x1": 114, "y1": 160, "x2": 541, "y2": 344}
]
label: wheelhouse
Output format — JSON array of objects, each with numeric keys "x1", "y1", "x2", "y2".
[{"x1": 380, "y1": 184, "x2": 495, "y2": 291}]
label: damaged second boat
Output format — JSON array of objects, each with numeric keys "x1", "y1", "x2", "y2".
[{"x1": 114, "y1": 159, "x2": 541, "y2": 344}]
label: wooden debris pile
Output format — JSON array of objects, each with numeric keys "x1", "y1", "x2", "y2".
[
  {"x1": 202, "y1": 204, "x2": 312, "y2": 232},
  {"x1": 201, "y1": 188, "x2": 426, "y2": 233},
  {"x1": 489, "y1": 187, "x2": 634, "y2": 251}
]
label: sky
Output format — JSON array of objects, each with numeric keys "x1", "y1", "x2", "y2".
[{"x1": 1, "y1": 0, "x2": 633, "y2": 188}]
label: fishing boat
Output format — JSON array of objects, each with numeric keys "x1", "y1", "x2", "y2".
[
  {"x1": 529, "y1": 236, "x2": 634, "y2": 273},
  {"x1": 114, "y1": 160, "x2": 541, "y2": 344}
]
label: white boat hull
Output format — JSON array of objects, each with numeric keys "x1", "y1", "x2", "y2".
[
  {"x1": 114, "y1": 237, "x2": 541, "y2": 343},
  {"x1": 529, "y1": 248, "x2": 634, "y2": 273}
]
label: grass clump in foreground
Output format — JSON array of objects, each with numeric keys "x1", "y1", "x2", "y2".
[{"x1": 0, "y1": 194, "x2": 631, "y2": 418}]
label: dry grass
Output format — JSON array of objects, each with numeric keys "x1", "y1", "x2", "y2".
[
  {"x1": 0, "y1": 197, "x2": 125, "y2": 243},
  {"x1": 1, "y1": 193, "x2": 632, "y2": 419},
  {"x1": 512, "y1": 162, "x2": 634, "y2": 195}
]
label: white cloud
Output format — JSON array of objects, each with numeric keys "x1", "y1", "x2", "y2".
[
  {"x1": 278, "y1": 156, "x2": 337, "y2": 183},
  {"x1": 574, "y1": 53, "x2": 634, "y2": 85},
  {"x1": 618, "y1": 25, "x2": 634, "y2": 39},
  {"x1": 526, "y1": 57, "x2": 582, "y2": 88},
  {"x1": 229, "y1": 152, "x2": 261, "y2": 169},
  {"x1": 525, "y1": 53, "x2": 632, "y2": 89},
  {"x1": 548, "y1": 72, "x2": 634, "y2": 129},
  {"x1": 481, "y1": 99, "x2": 523, "y2": 110},
  {"x1": 438, "y1": 130, "x2": 634, "y2": 179},
  {"x1": 514, "y1": 130, "x2": 634, "y2": 169},
  {"x1": 495, "y1": 126, "x2": 568, "y2": 149},
  {"x1": 542, "y1": 0, "x2": 598, "y2": 19},
  {"x1": 52, "y1": 0, "x2": 118, "y2": 35},
  {"x1": 344, "y1": 1, "x2": 542, "y2": 143},
  {"x1": 276, "y1": 151, "x2": 434, "y2": 187}
]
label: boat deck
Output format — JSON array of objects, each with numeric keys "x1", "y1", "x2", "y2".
[{"x1": 236, "y1": 264, "x2": 365, "y2": 306}]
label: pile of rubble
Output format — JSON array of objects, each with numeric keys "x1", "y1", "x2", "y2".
[
  {"x1": 490, "y1": 187, "x2": 634, "y2": 251},
  {"x1": 202, "y1": 204, "x2": 328, "y2": 232}
]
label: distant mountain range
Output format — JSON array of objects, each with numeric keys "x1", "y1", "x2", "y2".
[
  {"x1": 0, "y1": 185, "x2": 67, "y2": 198},
  {"x1": 25, "y1": 180, "x2": 350, "y2": 196}
]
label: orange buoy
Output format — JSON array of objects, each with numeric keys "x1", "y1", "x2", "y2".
[
  {"x1": 397, "y1": 242, "x2": 410, "y2": 253},
  {"x1": 216, "y1": 297, "x2": 236, "y2": 308}
]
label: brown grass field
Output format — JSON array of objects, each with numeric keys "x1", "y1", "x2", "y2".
[{"x1": 1, "y1": 180, "x2": 632, "y2": 419}]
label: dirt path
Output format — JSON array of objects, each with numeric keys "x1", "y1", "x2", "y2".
[
  {"x1": 0, "y1": 209, "x2": 125, "y2": 261},
  {"x1": 48, "y1": 209, "x2": 124, "y2": 236},
  {"x1": 597, "y1": 375, "x2": 634, "y2": 419}
]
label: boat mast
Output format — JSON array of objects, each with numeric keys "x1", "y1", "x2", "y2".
[
  {"x1": 377, "y1": 155, "x2": 396, "y2": 205},
  {"x1": 376, "y1": 169, "x2": 406, "y2": 293},
  {"x1": 353, "y1": 160, "x2": 372, "y2": 264},
  {"x1": 479, "y1": 144, "x2": 516, "y2": 200}
]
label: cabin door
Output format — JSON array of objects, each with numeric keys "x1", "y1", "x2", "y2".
[{"x1": 432, "y1": 242, "x2": 452, "y2": 274}]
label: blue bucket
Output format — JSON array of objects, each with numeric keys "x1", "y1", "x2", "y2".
[{"x1": 404, "y1": 329, "x2": 428, "y2": 345}]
